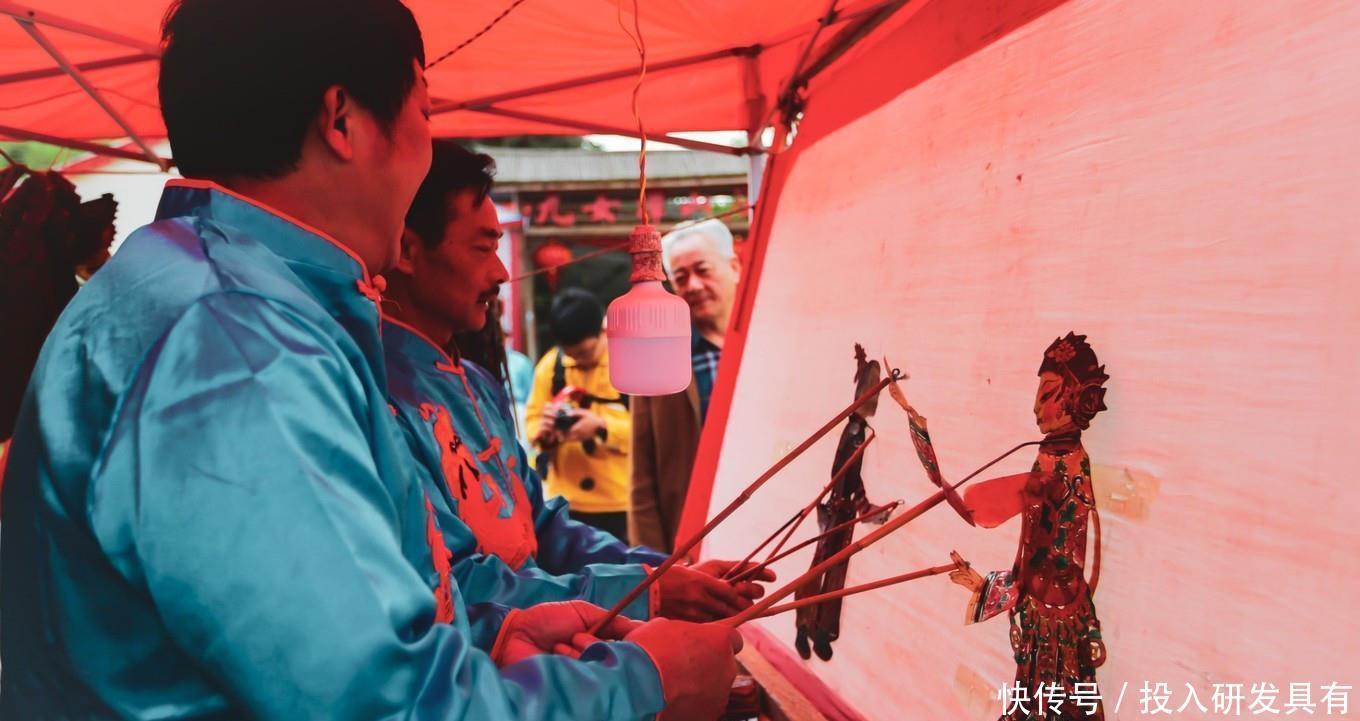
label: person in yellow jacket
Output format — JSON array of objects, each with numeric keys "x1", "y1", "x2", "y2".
[{"x1": 527, "y1": 289, "x2": 633, "y2": 541}]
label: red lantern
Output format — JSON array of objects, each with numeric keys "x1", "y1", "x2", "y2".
[{"x1": 532, "y1": 240, "x2": 572, "y2": 289}]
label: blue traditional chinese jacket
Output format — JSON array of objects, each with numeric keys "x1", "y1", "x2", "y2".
[
  {"x1": 0, "y1": 180, "x2": 665, "y2": 721},
  {"x1": 382, "y1": 319, "x2": 668, "y2": 626}
]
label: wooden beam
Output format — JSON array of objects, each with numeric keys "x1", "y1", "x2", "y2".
[{"x1": 736, "y1": 646, "x2": 830, "y2": 721}]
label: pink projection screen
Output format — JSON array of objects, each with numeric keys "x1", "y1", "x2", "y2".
[{"x1": 701, "y1": 0, "x2": 1360, "y2": 719}]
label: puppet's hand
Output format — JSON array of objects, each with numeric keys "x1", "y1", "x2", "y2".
[
  {"x1": 948, "y1": 551, "x2": 985, "y2": 592},
  {"x1": 861, "y1": 500, "x2": 901, "y2": 525},
  {"x1": 491, "y1": 600, "x2": 640, "y2": 667},
  {"x1": 883, "y1": 355, "x2": 913, "y2": 414}
]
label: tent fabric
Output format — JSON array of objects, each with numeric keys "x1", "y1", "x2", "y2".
[
  {"x1": 677, "y1": 0, "x2": 1074, "y2": 555},
  {"x1": 682, "y1": 0, "x2": 1360, "y2": 718},
  {"x1": 0, "y1": 0, "x2": 922, "y2": 144}
]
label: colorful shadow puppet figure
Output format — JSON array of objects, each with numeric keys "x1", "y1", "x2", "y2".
[
  {"x1": 794, "y1": 344, "x2": 892, "y2": 661},
  {"x1": 895, "y1": 333, "x2": 1109, "y2": 720}
]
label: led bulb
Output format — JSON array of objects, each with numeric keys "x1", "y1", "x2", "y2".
[{"x1": 607, "y1": 225, "x2": 691, "y2": 395}]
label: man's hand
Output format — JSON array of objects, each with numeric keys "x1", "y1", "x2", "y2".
[
  {"x1": 656, "y1": 560, "x2": 776, "y2": 622},
  {"x1": 563, "y1": 409, "x2": 606, "y2": 442},
  {"x1": 491, "y1": 600, "x2": 641, "y2": 667},
  {"x1": 625, "y1": 619, "x2": 743, "y2": 721}
]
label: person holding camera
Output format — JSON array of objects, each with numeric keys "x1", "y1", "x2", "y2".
[{"x1": 526, "y1": 288, "x2": 636, "y2": 541}]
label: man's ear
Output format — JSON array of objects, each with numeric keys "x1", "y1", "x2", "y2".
[
  {"x1": 729, "y1": 253, "x2": 742, "y2": 281},
  {"x1": 316, "y1": 85, "x2": 356, "y2": 161},
  {"x1": 394, "y1": 228, "x2": 421, "y2": 275}
]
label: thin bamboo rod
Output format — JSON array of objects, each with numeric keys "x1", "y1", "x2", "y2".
[
  {"x1": 726, "y1": 500, "x2": 898, "y2": 584},
  {"x1": 723, "y1": 431, "x2": 876, "y2": 579},
  {"x1": 739, "y1": 562, "x2": 957, "y2": 623},
  {"x1": 585, "y1": 370, "x2": 900, "y2": 634},
  {"x1": 724, "y1": 437, "x2": 1066, "y2": 626}
]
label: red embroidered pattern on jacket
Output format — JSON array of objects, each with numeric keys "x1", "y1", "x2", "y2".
[
  {"x1": 420, "y1": 402, "x2": 536, "y2": 570},
  {"x1": 423, "y1": 494, "x2": 456, "y2": 624}
]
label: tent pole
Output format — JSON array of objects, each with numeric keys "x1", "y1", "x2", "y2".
[
  {"x1": 793, "y1": 0, "x2": 911, "y2": 86},
  {"x1": 754, "y1": 0, "x2": 910, "y2": 147},
  {"x1": 465, "y1": 106, "x2": 753, "y2": 156},
  {"x1": 742, "y1": 54, "x2": 766, "y2": 140},
  {"x1": 436, "y1": 1, "x2": 897, "y2": 118},
  {"x1": 0, "y1": 124, "x2": 161, "y2": 165},
  {"x1": 15, "y1": 18, "x2": 168, "y2": 171},
  {"x1": 432, "y1": 45, "x2": 761, "y2": 116},
  {"x1": 0, "y1": 1, "x2": 161, "y2": 56},
  {"x1": 0, "y1": 52, "x2": 156, "y2": 87}
]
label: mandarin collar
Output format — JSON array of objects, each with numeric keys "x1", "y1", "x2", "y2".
[{"x1": 156, "y1": 179, "x2": 374, "y2": 286}]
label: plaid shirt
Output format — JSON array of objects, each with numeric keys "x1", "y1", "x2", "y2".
[{"x1": 692, "y1": 331, "x2": 721, "y2": 423}]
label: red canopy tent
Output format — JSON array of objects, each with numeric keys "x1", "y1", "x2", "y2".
[
  {"x1": 12, "y1": 3, "x2": 1357, "y2": 720},
  {"x1": 0, "y1": 2, "x2": 924, "y2": 718},
  {"x1": 0, "y1": 0, "x2": 920, "y2": 164}
]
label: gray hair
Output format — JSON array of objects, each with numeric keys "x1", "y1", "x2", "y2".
[{"x1": 660, "y1": 218, "x2": 734, "y2": 274}]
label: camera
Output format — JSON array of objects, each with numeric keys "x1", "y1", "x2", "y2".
[{"x1": 552, "y1": 406, "x2": 582, "y2": 432}]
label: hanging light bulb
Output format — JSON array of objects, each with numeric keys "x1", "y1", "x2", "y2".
[
  {"x1": 607, "y1": 224, "x2": 690, "y2": 395},
  {"x1": 606, "y1": 0, "x2": 689, "y2": 395}
]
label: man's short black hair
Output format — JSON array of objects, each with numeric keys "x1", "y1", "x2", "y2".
[
  {"x1": 405, "y1": 140, "x2": 496, "y2": 248},
  {"x1": 159, "y1": 0, "x2": 425, "y2": 179},
  {"x1": 549, "y1": 288, "x2": 604, "y2": 347}
]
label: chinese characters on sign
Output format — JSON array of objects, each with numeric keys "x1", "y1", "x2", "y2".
[
  {"x1": 518, "y1": 188, "x2": 748, "y2": 231},
  {"x1": 997, "y1": 682, "x2": 1352, "y2": 717}
]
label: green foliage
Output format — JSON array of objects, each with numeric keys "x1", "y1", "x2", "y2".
[{"x1": 0, "y1": 141, "x2": 69, "y2": 170}]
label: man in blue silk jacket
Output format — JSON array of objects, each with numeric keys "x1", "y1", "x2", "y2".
[
  {"x1": 381, "y1": 140, "x2": 775, "y2": 630},
  {"x1": 0, "y1": 1, "x2": 739, "y2": 719}
]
